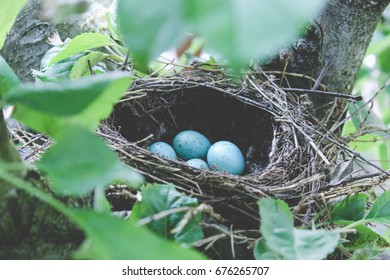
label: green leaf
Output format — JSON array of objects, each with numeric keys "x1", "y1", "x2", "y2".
[
  {"x1": 350, "y1": 242, "x2": 385, "y2": 260},
  {"x1": 37, "y1": 126, "x2": 143, "y2": 196},
  {"x1": 331, "y1": 194, "x2": 368, "y2": 222},
  {"x1": 292, "y1": 229, "x2": 340, "y2": 260},
  {"x1": 253, "y1": 240, "x2": 282, "y2": 260},
  {"x1": 184, "y1": 0, "x2": 325, "y2": 71},
  {"x1": 130, "y1": 184, "x2": 204, "y2": 245},
  {"x1": 259, "y1": 199, "x2": 340, "y2": 260},
  {"x1": 71, "y1": 209, "x2": 206, "y2": 260},
  {"x1": 117, "y1": 0, "x2": 188, "y2": 71},
  {"x1": 117, "y1": 0, "x2": 324, "y2": 71},
  {"x1": 365, "y1": 191, "x2": 390, "y2": 224},
  {"x1": 31, "y1": 39, "x2": 84, "y2": 83},
  {"x1": 5, "y1": 72, "x2": 132, "y2": 136},
  {"x1": 0, "y1": 1, "x2": 28, "y2": 48},
  {"x1": 0, "y1": 56, "x2": 20, "y2": 99},
  {"x1": 93, "y1": 186, "x2": 111, "y2": 213},
  {"x1": 336, "y1": 221, "x2": 389, "y2": 250},
  {"x1": 50, "y1": 33, "x2": 113, "y2": 65},
  {"x1": 70, "y1": 52, "x2": 106, "y2": 79},
  {"x1": 366, "y1": 34, "x2": 390, "y2": 55},
  {"x1": 258, "y1": 198, "x2": 294, "y2": 256},
  {"x1": 32, "y1": 53, "x2": 85, "y2": 83}
]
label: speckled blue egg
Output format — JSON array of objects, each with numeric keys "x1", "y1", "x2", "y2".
[
  {"x1": 207, "y1": 141, "x2": 245, "y2": 175},
  {"x1": 186, "y1": 159, "x2": 210, "y2": 170},
  {"x1": 173, "y1": 130, "x2": 211, "y2": 160},
  {"x1": 149, "y1": 142, "x2": 177, "y2": 161}
]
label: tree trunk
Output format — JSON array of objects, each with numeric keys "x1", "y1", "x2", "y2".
[
  {"x1": 0, "y1": 0, "x2": 389, "y2": 259},
  {"x1": 264, "y1": 0, "x2": 389, "y2": 124}
]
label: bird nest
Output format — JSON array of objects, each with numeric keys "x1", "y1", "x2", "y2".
[{"x1": 97, "y1": 69, "x2": 387, "y2": 229}]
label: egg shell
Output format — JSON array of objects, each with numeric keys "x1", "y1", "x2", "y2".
[
  {"x1": 207, "y1": 141, "x2": 245, "y2": 175},
  {"x1": 186, "y1": 159, "x2": 210, "y2": 170},
  {"x1": 149, "y1": 142, "x2": 177, "y2": 161},
  {"x1": 172, "y1": 130, "x2": 211, "y2": 160}
]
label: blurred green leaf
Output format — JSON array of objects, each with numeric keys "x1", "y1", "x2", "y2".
[
  {"x1": 0, "y1": 57, "x2": 21, "y2": 163},
  {"x1": 37, "y1": 125, "x2": 143, "y2": 196},
  {"x1": 0, "y1": 56, "x2": 20, "y2": 99},
  {"x1": 258, "y1": 199, "x2": 340, "y2": 259},
  {"x1": 379, "y1": 142, "x2": 390, "y2": 170},
  {"x1": 5, "y1": 72, "x2": 131, "y2": 136},
  {"x1": 70, "y1": 51, "x2": 106, "y2": 79},
  {"x1": 94, "y1": 186, "x2": 111, "y2": 213},
  {"x1": 253, "y1": 240, "x2": 282, "y2": 260},
  {"x1": 72, "y1": 210, "x2": 206, "y2": 260},
  {"x1": 117, "y1": 0, "x2": 188, "y2": 71},
  {"x1": 366, "y1": 34, "x2": 390, "y2": 55},
  {"x1": 259, "y1": 199, "x2": 294, "y2": 256},
  {"x1": 131, "y1": 184, "x2": 204, "y2": 245},
  {"x1": 331, "y1": 194, "x2": 368, "y2": 222},
  {"x1": 365, "y1": 191, "x2": 390, "y2": 224},
  {"x1": 0, "y1": 1, "x2": 27, "y2": 48},
  {"x1": 50, "y1": 33, "x2": 113, "y2": 65},
  {"x1": 350, "y1": 242, "x2": 384, "y2": 260},
  {"x1": 384, "y1": 228, "x2": 390, "y2": 243},
  {"x1": 378, "y1": 51, "x2": 390, "y2": 72},
  {"x1": 117, "y1": 0, "x2": 324, "y2": 72},
  {"x1": 184, "y1": 0, "x2": 325, "y2": 71}
]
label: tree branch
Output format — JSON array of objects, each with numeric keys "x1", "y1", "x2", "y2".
[{"x1": 0, "y1": 111, "x2": 21, "y2": 164}]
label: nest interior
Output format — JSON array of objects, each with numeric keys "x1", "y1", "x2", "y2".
[{"x1": 111, "y1": 87, "x2": 275, "y2": 174}]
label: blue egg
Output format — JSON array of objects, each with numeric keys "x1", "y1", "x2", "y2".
[
  {"x1": 207, "y1": 141, "x2": 245, "y2": 175},
  {"x1": 149, "y1": 142, "x2": 177, "y2": 161},
  {"x1": 186, "y1": 159, "x2": 210, "y2": 170},
  {"x1": 173, "y1": 130, "x2": 211, "y2": 160}
]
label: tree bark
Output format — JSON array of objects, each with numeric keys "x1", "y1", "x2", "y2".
[
  {"x1": 0, "y1": 0, "x2": 107, "y2": 82},
  {"x1": 264, "y1": 0, "x2": 390, "y2": 123}
]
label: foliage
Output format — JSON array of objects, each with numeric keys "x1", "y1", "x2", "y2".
[
  {"x1": 255, "y1": 199, "x2": 340, "y2": 260},
  {"x1": 0, "y1": 0, "x2": 28, "y2": 48},
  {"x1": 117, "y1": 0, "x2": 325, "y2": 71},
  {"x1": 0, "y1": 0, "x2": 388, "y2": 260},
  {"x1": 0, "y1": 166, "x2": 204, "y2": 260},
  {"x1": 330, "y1": 192, "x2": 390, "y2": 257},
  {"x1": 37, "y1": 125, "x2": 143, "y2": 196},
  {"x1": 130, "y1": 184, "x2": 204, "y2": 245}
]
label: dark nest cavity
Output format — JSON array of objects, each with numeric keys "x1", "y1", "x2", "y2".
[{"x1": 111, "y1": 86, "x2": 274, "y2": 175}]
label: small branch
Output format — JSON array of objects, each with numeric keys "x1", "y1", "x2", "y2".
[
  {"x1": 283, "y1": 88, "x2": 362, "y2": 102},
  {"x1": 312, "y1": 57, "x2": 333, "y2": 91},
  {"x1": 87, "y1": 59, "x2": 94, "y2": 75}
]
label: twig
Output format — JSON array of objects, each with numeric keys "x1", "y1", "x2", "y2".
[
  {"x1": 87, "y1": 59, "x2": 94, "y2": 75},
  {"x1": 283, "y1": 88, "x2": 362, "y2": 102},
  {"x1": 312, "y1": 57, "x2": 333, "y2": 91}
]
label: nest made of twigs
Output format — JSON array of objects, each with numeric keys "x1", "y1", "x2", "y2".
[
  {"x1": 100, "y1": 69, "x2": 363, "y2": 228},
  {"x1": 11, "y1": 68, "x2": 388, "y2": 231}
]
